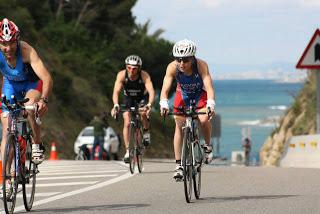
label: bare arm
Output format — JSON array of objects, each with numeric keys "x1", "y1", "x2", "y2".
[
  {"x1": 160, "y1": 62, "x2": 176, "y2": 100},
  {"x1": 141, "y1": 71, "x2": 155, "y2": 105},
  {"x1": 198, "y1": 60, "x2": 215, "y2": 100},
  {"x1": 22, "y1": 41, "x2": 53, "y2": 99},
  {"x1": 112, "y1": 70, "x2": 124, "y2": 105}
]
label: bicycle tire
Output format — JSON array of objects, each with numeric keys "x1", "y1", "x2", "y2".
[
  {"x1": 129, "y1": 123, "x2": 136, "y2": 174},
  {"x1": 193, "y1": 140, "x2": 203, "y2": 199},
  {"x1": 3, "y1": 134, "x2": 18, "y2": 214},
  {"x1": 137, "y1": 129, "x2": 144, "y2": 173},
  {"x1": 22, "y1": 133, "x2": 37, "y2": 211},
  {"x1": 182, "y1": 127, "x2": 193, "y2": 203}
]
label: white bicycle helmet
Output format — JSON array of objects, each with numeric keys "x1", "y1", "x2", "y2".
[
  {"x1": 125, "y1": 55, "x2": 142, "y2": 66},
  {"x1": 172, "y1": 39, "x2": 196, "y2": 57}
]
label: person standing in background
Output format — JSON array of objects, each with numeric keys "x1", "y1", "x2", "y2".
[{"x1": 90, "y1": 113, "x2": 107, "y2": 160}]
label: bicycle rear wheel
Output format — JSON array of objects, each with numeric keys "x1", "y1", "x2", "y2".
[
  {"x1": 182, "y1": 127, "x2": 193, "y2": 203},
  {"x1": 137, "y1": 129, "x2": 144, "y2": 173},
  {"x1": 193, "y1": 141, "x2": 203, "y2": 199},
  {"x1": 129, "y1": 124, "x2": 136, "y2": 174},
  {"x1": 22, "y1": 133, "x2": 37, "y2": 211},
  {"x1": 2, "y1": 135, "x2": 18, "y2": 214}
]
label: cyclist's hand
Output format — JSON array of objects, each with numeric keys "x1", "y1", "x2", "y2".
[
  {"x1": 206, "y1": 99, "x2": 216, "y2": 120},
  {"x1": 159, "y1": 99, "x2": 169, "y2": 116},
  {"x1": 111, "y1": 104, "x2": 119, "y2": 119},
  {"x1": 37, "y1": 100, "x2": 48, "y2": 117}
]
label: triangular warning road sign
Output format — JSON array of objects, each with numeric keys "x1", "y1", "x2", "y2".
[{"x1": 296, "y1": 29, "x2": 320, "y2": 69}]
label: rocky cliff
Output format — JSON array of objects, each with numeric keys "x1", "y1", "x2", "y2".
[{"x1": 260, "y1": 71, "x2": 316, "y2": 166}]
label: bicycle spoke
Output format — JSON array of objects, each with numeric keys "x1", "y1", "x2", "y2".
[
  {"x1": 183, "y1": 127, "x2": 193, "y2": 203},
  {"x1": 137, "y1": 129, "x2": 144, "y2": 173},
  {"x1": 193, "y1": 141, "x2": 202, "y2": 199},
  {"x1": 3, "y1": 135, "x2": 18, "y2": 214},
  {"x1": 129, "y1": 124, "x2": 136, "y2": 174}
]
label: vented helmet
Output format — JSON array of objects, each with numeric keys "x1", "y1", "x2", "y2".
[
  {"x1": 125, "y1": 55, "x2": 142, "y2": 66},
  {"x1": 0, "y1": 18, "x2": 19, "y2": 42},
  {"x1": 172, "y1": 39, "x2": 196, "y2": 57}
]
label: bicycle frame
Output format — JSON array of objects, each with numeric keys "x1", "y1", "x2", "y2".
[
  {"x1": 182, "y1": 113, "x2": 205, "y2": 167},
  {"x1": 129, "y1": 106, "x2": 143, "y2": 142},
  {"x1": 169, "y1": 104, "x2": 206, "y2": 203},
  {"x1": 7, "y1": 109, "x2": 26, "y2": 182},
  {"x1": 117, "y1": 103, "x2": 146, "y2": 174},
  {"x1": 128, "y1": 106, "x2": 145, "y2": 173},
  {"x1": 1, "y1": 96, "x2": 39, "y2": 213}
]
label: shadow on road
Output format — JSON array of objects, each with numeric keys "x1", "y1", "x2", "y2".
[
  {"x1": 26, "y1": 203, "x2": 150, "y2": 213},
  {"x1": 197, "y1": 194, "x2": 298, "y2": 203},
  {"x1": 142, "y1": 170, "x2": 171, "y2": 174}
]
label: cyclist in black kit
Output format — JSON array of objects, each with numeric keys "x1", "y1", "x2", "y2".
[{"x1": 111, "y1": 55, "x2": 155, "y2": 163}]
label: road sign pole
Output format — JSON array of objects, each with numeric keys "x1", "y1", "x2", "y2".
[{"x1": 317, "y1": 70, "x2": 320, "y2": 133}]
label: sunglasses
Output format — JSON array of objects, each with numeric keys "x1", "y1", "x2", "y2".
[
  {"x1": 175, "y1": 57, "x2": 192, "y2": 63},
  {"x1": 126, "y1": 65, "x2": 139, "y2": 70}
]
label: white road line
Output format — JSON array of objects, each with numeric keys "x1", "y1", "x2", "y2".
[
  {"x1": 28, "y1": 181, "x2": 98, "y2": 187},
  {"x1": 37, "y1": 174, "x2": 117, "y2": 180},
  {"x1": 39, "y1": 164, "x2": 122, "y2": 168},
  {"x1": 39, "y1": 170, "x2": 127, "y2": 175},
  {"x1": 16, "y1": 192, "x2": 61, "y2": 198},
  {"x1": 14, "y1": 172, "x2": 133, "y2": 212}
]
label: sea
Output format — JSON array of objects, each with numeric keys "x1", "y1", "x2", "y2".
[{"x1": 214, "y1": 79, "x2": 303, "y2": 161}]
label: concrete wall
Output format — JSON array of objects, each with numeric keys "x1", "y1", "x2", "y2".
[{"x1": 279, "y1": 134, "x2": 320, "y2": 168}]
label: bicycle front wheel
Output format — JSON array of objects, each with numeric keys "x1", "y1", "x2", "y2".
[
  {"x1": 22, "y1": 134, "x2": 37, "y2": 211},
  {"x1": 3, "y1": 134, "x2": 18, "y2": 214},
  {"x1": 193, "y1": 141, "x2": 203, "y2": 199},
  {"x1": 137, "y1": 129, "x2": 144, "y2": 173},
  {"x1": 182, "y1": 127, "x2": 193, "y2": 203},
  {"x1": 129, "y1": 124, "x2": 136, "y2": 174}
]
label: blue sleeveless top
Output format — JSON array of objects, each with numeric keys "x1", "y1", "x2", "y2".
[
  {"x1": 175, "y1": 58, "x2": 204, "y2": 100},
  {"x1": 0, "y1": 43, "x2": 31, "y2": 81}
]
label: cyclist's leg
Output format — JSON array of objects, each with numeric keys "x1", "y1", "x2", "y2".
[
  {"x1": 140, "y1": 112, "x2": 149, "y2": 130},
  {"x1": 1, "y1": 77, "x2": 15, "y2": 162},
  {"x1": 173, "y1": 115, "x2": 185, "y2": 179},
  {"x1": 24, "y1": 81, "x2": 44, "y2": 164},
  {"x1": 140, "y1": 112, "x2": 150, "y2": 146},
  {"x1": 173, "y1": 92, "x2": 186, "y2": 179},
  {"x1": 198, "y1": 114, "x2": 213, "y2": 163},
  {"x1": 122, "y1": 111, "x2": 130, "y2": 161},
  {"x1": 198, "y1": 114, "x2": 212, "y2": 145},
  {"x1": 173, "y1": 116, "x2": 185, "y2": 160},
  {"x1": 1, "y1": 114, "x2": 9, "y2": 163}
]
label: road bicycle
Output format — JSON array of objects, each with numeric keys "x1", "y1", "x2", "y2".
[
  {"x1": 169, "y1": 104, "x2": 208, "y2": 203},
  {"x1": 1, "y1": 95, "x2": 41, "y2": 214},
  {"x1": 115, "y1": 103, "x2": 148, "y2": 174}
]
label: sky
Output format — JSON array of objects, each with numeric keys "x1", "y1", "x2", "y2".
[{"x1": 132, "y1": 0, "x2": 320, "y2": 80}]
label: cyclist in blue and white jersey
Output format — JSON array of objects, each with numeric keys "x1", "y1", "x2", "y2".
[
  {"x1": 0, "y1": 18, "x2": 53, "y2": 164},
  {"x1": 159, "y1": 39, "x2": 216, "y2": 180}
]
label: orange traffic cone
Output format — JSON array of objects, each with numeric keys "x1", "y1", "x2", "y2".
[{"x1": 49, "y1": 142, "x2": 58, "y2": 160}]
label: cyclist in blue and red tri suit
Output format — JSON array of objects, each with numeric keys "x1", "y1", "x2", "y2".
[
  {"x1": 0, "y1": 18, "x2": 53, "y2": 164},
  {"x1": 159, "y1": 39, "x2": 216, "y2": 180}
]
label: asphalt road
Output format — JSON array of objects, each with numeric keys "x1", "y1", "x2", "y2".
[{"x1": 1, "y1": 160, "x2": 320, "y2": 214}]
